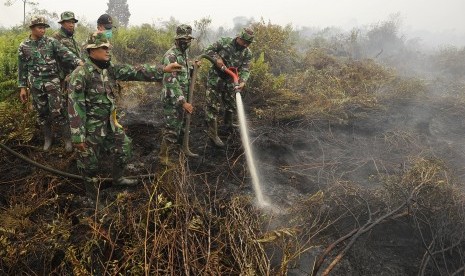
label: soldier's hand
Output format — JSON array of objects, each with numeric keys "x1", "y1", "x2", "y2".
[
  {"x1": 74, "y1": 142, "x2": 87, "y2": 152},
  {"x1": 237, "y1": 82, "x2": 246, "y2": 90},
  {"x1": 182, "y1": 102, "x2": 194, "y2": 114},
  {"x1": 164, "y1": 62, "x2": 182, "y2": 73},
  {"x1": 216, "y1": 58, "x2": 225, "y2": 69},
  {"x1": 19, "y1": 88, "x2": 28, "y2": 103}
]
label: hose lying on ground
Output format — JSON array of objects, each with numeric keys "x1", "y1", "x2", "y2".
[{"x1": 0, "y1": 143, "x2": 155, "y2": 182}]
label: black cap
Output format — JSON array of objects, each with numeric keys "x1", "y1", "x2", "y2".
[{"x1": 97, "y1": 14, "x2": 114, "y2": 29}]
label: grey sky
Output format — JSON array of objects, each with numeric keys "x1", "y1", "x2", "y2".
[{"x1": 1, "y1": 0, "x2": 464, "y2": 45}]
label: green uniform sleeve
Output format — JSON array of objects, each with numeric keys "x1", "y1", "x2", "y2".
[
  {"x1": 239, "y1": 49, "x2": 253, "y2": 83},
  {"x1": 113, "y1": 63, "x2": 165, "y2": 82},
  {"x1": 53, "y1": 38, "x2": 81, "y2": 68},
  {"x1": 68, "y1": 67, "x2": 87, "y2": 143},
  {"x1": 17, "y1": 44, "x2": 28, "y2": 88},
  {"x1": 162, "y1": 52, "x2": 185, "y2": 104},
  {"x1": 205, "y1": 40, "x2": 224, "y2": 61}
]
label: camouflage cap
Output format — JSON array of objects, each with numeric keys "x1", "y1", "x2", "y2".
[
  {"x1": 86, "y1": 32, "x2": 111, "y2": 49},
  {"x1": 175, "y1": 24, "x2": 194, "y2": 40},
  {"x1": 238, "y1": 27, "x2": 254, "y2": 43},
  {"x1": 29, "y1": 16, "x2": 50, "y2": 28},
  {"x1": 58, "y1": 11, "x2": 78, "y2": 23}
]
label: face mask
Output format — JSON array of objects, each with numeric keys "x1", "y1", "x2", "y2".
[
  {"x1": 61, "y1": 26, "x2": 74, "y2": 37},
  {"x1": 104, "y1": 29, "x2": 113, "y2": 39},
  {"x1": 177, "y1": 40, "x2": 191, "y2": 52},
  {"x1": 234, "y1": 39, "x2": 246, "y2": 51}
]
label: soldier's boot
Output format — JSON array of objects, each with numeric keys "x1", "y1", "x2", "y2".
[
  {"x1": 84, "y1": 176, "x2": 98, "y2": 200},
  {"x1": 207, "y1": 119, "x2": 225, "y2": 147},
  {"x1": 158, "y1": 137, "x2": 176, "y2": 167},
  {"x1": 224, "y1": 111, "x2": 239, "y2": 132},
  {"x1": 42, "y1": 122, "x2": 53, "y2": 151},
  {"x1": 112, "y1": 164, "x2": 139, "y2": 186},
  {"x1": 62, "y1": 125, "x2": 73, "y2": 153}
]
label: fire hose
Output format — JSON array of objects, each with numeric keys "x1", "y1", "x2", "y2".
[{"x1": 0, "y1": 143, "x2": 154, "y2": 182}]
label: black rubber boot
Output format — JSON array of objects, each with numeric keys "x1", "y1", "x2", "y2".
[
  {"x1": 62, "y1": 125, "x2": 73, "y2": 153},
  {"x1": 112, "y1": 164, "x2": 138, "y2": 186},
  {"x1": 224, "y1": 111, "x2": 239, "y2": 129},
  {"x1": 207, "y1": 118, "x2": 224, "y2": 147},
  {"x1": 42, "y1": 123, "x2": 53, "y2": 151}
]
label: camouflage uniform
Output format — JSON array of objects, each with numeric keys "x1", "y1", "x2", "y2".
[
  {"x1": 162, "y1": 24, "x2": 194, "y2": 144},
  {"x1": 204, "y1": 27, "x2": 254, "y2": 146},
  {"x1": 68, "y1": 33, "x2": 166, "y2": 176},
  {"x1": 53, "y1": 11, "x2": 81, "y2": 79},
  {"x1": 159, "y1": 24, "x2": 195, "y2": 166},
  {"x1": 18, "y1": 17, "x2": 81, "y2": 127},
  {"x1": 204, "y1": 36, "x2": 252, "y2": 121}
]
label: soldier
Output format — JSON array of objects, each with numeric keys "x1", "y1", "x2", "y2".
[
  {"x1": 53, "y1": 12, "x2": 82, "y2": 143},
  {"x1": 53, "y1": 11, "x2": 81, "y2": 77},
  {"x1": 159, "y1": 24, "x2": 195, "y2": 166},
  {"x1": 68, "y1": 32, "x2": 182, "y2": 193},
  {"x1": 204, "y1": 27, "x2": 254, "y2": 147},
  {"x1": 18, "y1": 15, "x2": 83, "y2": 152},
  {"x1": 53, "y1": 11, "x2": 81, "y2": 59},
  {"x1": 81, "y1": 14, "x2": 115, "y2": 58},
  {"x1": 96, "y1": 14, "x2": 115, "y2": 39}
]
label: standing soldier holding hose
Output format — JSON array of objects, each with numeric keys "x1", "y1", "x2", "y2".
[
  {"x1": 204, "y1": 27, "x2": 254, "y2": 147},
  {"x1": 68, "y1": 32, "x2": 182, "y2": 195},
  {"x1": 18, "y1": 15, "x2": 83, "y2": 152},
  {"x1": 159, "y1": 24, "x2": 195, "y2": 166}
]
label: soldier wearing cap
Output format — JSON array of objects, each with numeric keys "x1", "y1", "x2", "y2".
[
  {"x1": 159, "y1": 24, "x2": 196, "y2": 166},
  {"x1": 97, "y1": 14, "x2": 114, "y2": 39},
  {"x1": 18, "y1": 15, "x2": 83, "y2": 152},
  {"x1": 203, "y1": 27, "x2": 254, "y2": 147},
  {"x1": 53, "y1": 12, "x2": 82, "y2": 134},
  {"x1": 81, "y1": 14, "x2": 115, "y2": 58},
  {"x1": 53, "y1": 11, "x2": 81, "y2": 58},
  {"x1": 67, "y1": 32, "x2": 182, "y2": 195}
]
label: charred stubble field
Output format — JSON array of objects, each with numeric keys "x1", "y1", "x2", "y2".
[{"x1": 1, "y1": 85, "x2": 465, "y2": 274}]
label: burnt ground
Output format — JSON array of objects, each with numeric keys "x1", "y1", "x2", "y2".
[
  {"x1": 2, "y1": 83, "x2": 465, "y2": 274},
  {"x1": 119, "y1": 88, "x2": 465, "y2": 274}
]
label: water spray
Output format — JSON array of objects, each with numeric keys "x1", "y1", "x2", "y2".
[{"x1": 189, "y1": 55, "x2": 267, "y2": 206}]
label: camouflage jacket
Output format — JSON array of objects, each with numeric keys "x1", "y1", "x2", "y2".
[
  {"x1": 205, "y1": 37, "x2": 252, "y2": 83},
  {"x1": 52, "y1": 28, "x2": 82, "y2": 78},
  {"x1": 17, "y1": 35, "x2": 81, "y2": 88},
  {"x1": 162, "y1": 45, "x2": 190, "y2": 104},
  {"x1": 68, "y1": 59, "x2": 165, "y2": 143}
]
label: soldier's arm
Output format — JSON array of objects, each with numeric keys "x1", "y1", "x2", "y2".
[
  {"x1": 205, "y1": 39, "x2": 224, "y2": 60},
  {"x1": 53, "y1": 38, "x2": 82, "y2": 68},
  {"x1": 162, "y1": 53, "x2": 186, "y2": 105},
  {"x1": 113, "y1": 62, "x2": 182, "y2": 82},
  {"x1": 17, "y1": 44, "x2": 28, "y2": 88},
  {"x1": 238, "y1": 49, "x2": 253, "y2": 84},
  {"x1": 67, "y1": 68, "x2": 87, "y2": 143}
]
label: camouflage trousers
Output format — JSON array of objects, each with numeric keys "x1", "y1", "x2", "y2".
[
  {"x1": 162, "y1": 94, "x2": 186, "y2": 143},
  {"x1": 76, "y1": 121, "x2": 132, "y2": 176},
  {"x1": 205, "y1": 75, "x2": 237, "y2": 123},
  {"x1": 30, "y1": 77, "x2": 68, "y2": 126}
]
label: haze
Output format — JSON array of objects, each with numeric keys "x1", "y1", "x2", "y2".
[{"x1": 1, "y1": 0, "x2": 464, "y2": 46}]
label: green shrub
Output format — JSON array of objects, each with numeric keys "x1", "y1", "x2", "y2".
[{"x1": 111, "y1": 24, "x2": 172, "y2": 64}]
